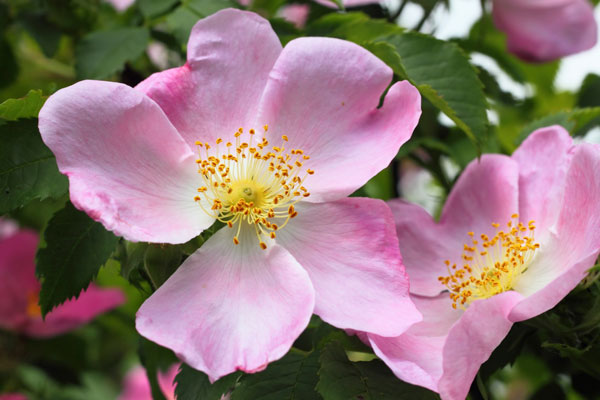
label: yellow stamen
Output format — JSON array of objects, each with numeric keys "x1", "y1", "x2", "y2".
[
  {"x1": 26, "y1": 291, "x2": 41, "y2": 317},
  {"x1": 438, "y1": 213, "x2": 539, "y2": 310},
  {"x1": 194, "y1": 125, "x2": 313, "y2": 249}
]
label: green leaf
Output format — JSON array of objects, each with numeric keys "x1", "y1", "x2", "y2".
[
  {"x1": 578, "y1": 73, "x2": 600, "y2": 108},
  {"x1": 75, "y1": 27, "x2": 150, "y2": 79},
  {"x1": 174, "y1": 364, "x2": 240, "y2": 400},
  {"x1": 36, "y1": 202, "x2": 119, "y2": 316},
  {"x1": 166, "y1": 6, "x2": 202, "y2": 46},
  {"x1": 517, "y1": 107, "x2": 600, "y2": 144},
  {"x1": 0, "y1": 119, "x2": 68, "y2": 213},
  {"x1": 541, "y1": 342, "x2": 600, "y2": 379},
  {"x1": 138, "y1": 0, "x2": 179, "y2": 18},
  {"x1": 249, "y1": 0, "x2": 286, "y2": 15},
  {"x1": 232, "y1": 351, "x2": 322, "y2": 400},
  {"x1": 166, "y1": 0, "x2": 236, "y2": 46},
  {"x1": 316, "y1": 342, "x2": 439, "y2": 400},
  {"x1": 186, "y1": 0, "x2": 238, "y2": 16},
  {"x1": 139, "y1": 338, "x2": 179, "y2": 400},
  {"x1": 143, "y1": 244, "x2": 183, "y2": 289},
  {"x1": 367, "y1": 32, "x2": 489, "y2": 148},
  {"x1": 362, "y1": 167, "x2": 394, "y2": 201},
  {"x1": 308, "y1": 12, "x2": 400, "y2": 43},
  {"x1": 120, "y1": 241, "x2": 149, "y2": 281},
  {"x1": 0, "y1": 36, "x2": 18, "y2": 89},
  {"x1": 569, "y1": 107, "x2": 600, "y2": 134},
  {"x1": 0, "y1": 90, "x2": 46, "y2": 121},
  {"x1": 19, "y1": 12, "x2": 62, "y2": 58},
  {"x1": 478, "y1": 323, "x2": 533, "y2": 382}
]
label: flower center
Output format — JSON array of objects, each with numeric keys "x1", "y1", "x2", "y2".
[
  {"x1": 438, "y1": 213, "x2": 540, "y2": 310},
  {"x1": 193, "y1": 125, "x2": 313, "y2": 249},
  {"x1": 26, "y1": 291, "x2": 41, "y2": 317}
]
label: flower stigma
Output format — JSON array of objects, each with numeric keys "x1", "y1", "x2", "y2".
[
  {"x1": 438, "y1": 214, "x2": 540, "y2": 309},
  {"x1": 193, "y1": 125, "x2": 314, "y2": 249}
]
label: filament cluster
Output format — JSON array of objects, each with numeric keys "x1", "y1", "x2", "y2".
[
  {"x1": 438, "y1": 214, "x2": 540, "y2": 309},
  {"x1": 193, "y1": 125, "x2": 313, "y2": 249}
]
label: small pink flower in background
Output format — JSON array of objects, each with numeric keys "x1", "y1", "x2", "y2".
[
  {"x1": 0, "y1": 394, "x2": 28, "y2": 400},
  {"x1": 104, "y1": 0, "x2": 135, "y2": 12},
  {"x1": 363, "y1": 126, "x2": 600, "y2": 400},
  {"x1": 492, "y1": 0, "x2": 597, "y2": 62},
  {"x1": 147, "y1": 42, "x2": 170, "y2": 70},
  {"x1": 278, "y1": 4, "x2": 310, "y2": 28},
  {"x1": 315, "y1": 0, "x2": 379, "y2": 8},
  {"x1": 119, "y1": 364, "x2": 179, "y2": 400},
  {"x1": 0, "y1": 218, "x2": 18, "y2": 239},
  {"x1": 38, "y1": 8, "x2": 422, "y2": 381},
  {"x1": 0, "y1": 221, "x2": 125, "y2": 338}
]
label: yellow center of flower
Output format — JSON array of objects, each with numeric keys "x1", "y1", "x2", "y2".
[
  {"x1": 193, "y1": 125, "x2": 314, "y2": 249},
  {"x1": 26, "y1": 291, "x2": 41, "y2": 317},
  {"x1": 438, "y1": 213, "x2": 540, "y2": 310}
]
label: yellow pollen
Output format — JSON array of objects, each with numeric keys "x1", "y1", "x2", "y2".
[
  {"x1": 26, "y1": 291, "x2": 41, "y2": 317},
  {"x1": 194, "y1": 125, "x2": 313, "y2": 249},
  {"x1": 438, "y1": 213, "x2": 539, "y2": 310}
]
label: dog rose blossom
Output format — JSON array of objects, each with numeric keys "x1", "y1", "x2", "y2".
[
  {"x1": 364, "y1": 126, "x2": 600, "y2": 400},
  {"x1": 0, "y1": 223, "x2": 125, "y2": 338},
  {"x1": 119, "y1": 365, "x2": 178, "y2": 400},
  {"x1": 492, "y1": 0, "x2": 597, "y2": 62},
  {"x1": 38, "y1": 8, "x2": 422, "y2": 380}
]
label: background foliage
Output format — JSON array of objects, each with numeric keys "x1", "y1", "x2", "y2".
[{"x1": 1, "y1": 0, "x2": 600, "y2": 399}]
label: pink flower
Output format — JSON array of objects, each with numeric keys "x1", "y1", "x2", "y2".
[
  {"x1": 119, "y1": 364, "x2": 179, "y2": 400},
  {"x1": 365, "y1": 126, "x2": 600, "y2": 400},
  {"x1": 0, "y1": 223, "x2": 125, "y2": 338},
  {"x1": 104, "y1": 0, "x2": 135, "y2": 12},
  {"x1": 0, "y1": 218, "x2": 18, "y2": 240},
  {"x1": 38, "y1": 9, "x2": 422, "y2": 381},
  {"x1": 278, "y1": 4, "x2": 310, "y2": 28},
  {"x1": 0, "y1": 394, "x2": 28, "y2": 400},
  {"x1": 492, "y1": 0, "x2": 597, "y2": 62},
  {"x1": 315, "y1": 0, "x2": 380, "y2": 8}
]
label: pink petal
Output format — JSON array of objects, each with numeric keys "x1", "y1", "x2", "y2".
[
  {"x1": 119, "y1": 364, "x2": 179, "y2": 400},
  {"x1": 119, "y1": 367, "x2": 152, "y2": 400},
  {"x1": 440, "y1": 154, "x2": 519, "y2": 246},
  {"x1": 511, "y1": 144, "x2": 600, "y2": 320},
  {"x1": 553, "y1": 144, "x2": 600, "y2": 261},
  {"x1": 25, "y1": 285, "x2": 125, "y2": 338},
  {"x1": 275, "y1": 198, "x2": 421, "y2": 337},
  {"x1": 438, "y1": 291, "x2": 522, "y2": 400},
  {"x1": 512, "y1": 125, "x2": 574, "y2": 236},
  {"x1": 39, "y1": 80, "x2": 213, "y2": 243},
  {"x1": 135, "y1": 8, "x2": 282, "y2": 149},
  {"x1": 278, "y1": 4, "x2": 310, "y2": 29},
  {"x1": 388, "y1": 200, "x2": 459, "y2": 297},
  {"x1": 315, "y1": 0, "x2": 381, "y2": 8},
  {"x1": 391, "y1": 155, "x2": 520, "y2": 297},
  {"x1": 258, "y1": 37, "x2": 421, "y2": 202},
  {"x1": 371, "y1": 291, "x2": 521, "y2": 400},
  {"x1": 0, "y1": 395, "x2": 28, "y2": 400},
  {"x1": 369, "y1": 332, "x2": 445, "y2": 393},
  {"x1": 157, "y1": 364, "x2": 179, "y2": 400},
  {"x1": 368, "y1": 294, "x2": 458, "y2": 392},
  {"x1": 136, "y1": 226, "x2": 315, "y2": 382},
  {"x1": 492, "y1": 0, "x2": 597, "y2": 62},
  {"x1": 510, "y1": 251, "x2": 598, "y2": 322},
  {"x1": 0, "y1": 230, "x2": 40, "y2": 332}
]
